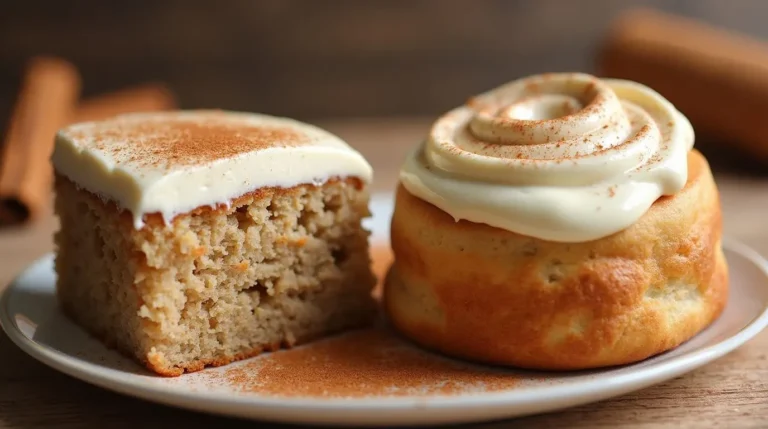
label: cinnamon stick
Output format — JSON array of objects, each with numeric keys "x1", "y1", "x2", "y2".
[
  {"x1": 0, "y1": 57, "x2": 80, "y2": 225},
  {"x1": 71, "y1": 83, "x2": 176, "y2": 124},
  {"x1": 597, "y1": 8, "x2": 768, "y2": 162}
]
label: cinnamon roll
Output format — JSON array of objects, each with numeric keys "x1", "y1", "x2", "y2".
[{"x1": 385, "y1": 73, "x2": 727, "y2": 370}]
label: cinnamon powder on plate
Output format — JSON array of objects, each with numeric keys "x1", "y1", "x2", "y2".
[{"x1": 213, "y1": 327, "x2": 520, "y2": 398}]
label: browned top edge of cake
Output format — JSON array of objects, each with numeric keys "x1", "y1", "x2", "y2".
[{"x1": 55, "y1": 173, "x2": 366, "y2": 230}]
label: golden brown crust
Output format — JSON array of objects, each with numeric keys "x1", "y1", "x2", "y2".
[
  {"x1": 142, "y1": 327, "x2": 369, "y2": 377},
  {"x1": 146, "y1": 343, "x2": 275, "y2": 377},
  {"x1": 145, "y1": 332, "x2": 338, "y2": 377},
  {"x1": 384, "y1": 150, "x2": 728, "y2": 370}
]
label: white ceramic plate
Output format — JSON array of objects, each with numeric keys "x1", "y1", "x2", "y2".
[{"x1": 2, "y1": 193, "x2": 768, "y2": 427}]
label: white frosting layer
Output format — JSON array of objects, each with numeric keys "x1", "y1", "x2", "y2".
[
  {"x1": 53, "y1": 111, "x2": 373, "y2": 229},
  {"x1": 401, "y1": 73, "x2": 694, "y2": 242}
]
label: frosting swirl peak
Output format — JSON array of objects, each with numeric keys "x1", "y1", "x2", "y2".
[{"x1": 401, "y1": 73, "x2": 694, "y2": 242}]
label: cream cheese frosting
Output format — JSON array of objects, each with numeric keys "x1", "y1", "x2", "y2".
[
  {"x1": 400, "y1": 73, "x2": 694, "y2": 242},
  {"x1": 53, "y1": 110, "x2": 373, "y2": 229}
]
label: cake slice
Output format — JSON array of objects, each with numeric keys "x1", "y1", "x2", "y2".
[{"x1": 52, "y1": 110, "x2": 376, "y2": 376}]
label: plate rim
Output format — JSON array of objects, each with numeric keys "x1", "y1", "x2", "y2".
[{"x1": 2, "y1": 239, "x2": 768, "y2": 423}]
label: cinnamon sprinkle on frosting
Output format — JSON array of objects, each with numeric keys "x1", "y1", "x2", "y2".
[
  {"x1": 400, "y1": 72, "x2": 694, "y2": 242},
  {"x1": 53, "y1": 110, "x2": 373, "y2": 228},
  {"x1": 68, "y1": 111, "x2": 309, "y2": 169}
]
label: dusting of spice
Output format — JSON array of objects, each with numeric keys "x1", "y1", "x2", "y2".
[
  {"x1": 70, "y1": 111, "x2": 309, "y2": 169},
  {"x1": 204, "y1": 327, "x2": 520, "y2": 398},
  {"x1": 401, "y1": 72, "x2": 693, "y2": 242}
]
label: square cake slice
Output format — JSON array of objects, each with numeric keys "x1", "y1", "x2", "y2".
[{"x1": 52, "y1": 110, "x2": 377, "y2": 376}]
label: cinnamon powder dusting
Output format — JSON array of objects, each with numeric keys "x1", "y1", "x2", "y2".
[
  {"x1": 204, "y1": 328, "x2": 520, "y2": 398},
  {"x1": 69, "y1": 111, "x2": 310, "y2": 169}
]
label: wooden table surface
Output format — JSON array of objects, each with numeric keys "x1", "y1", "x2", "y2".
[{"x1": 1, "y1": 118, "x2": 768, "y2": 428}]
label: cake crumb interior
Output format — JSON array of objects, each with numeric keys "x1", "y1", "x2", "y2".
[{"x1": 54, "y1": 176, "x2": 376, "y2": 376}]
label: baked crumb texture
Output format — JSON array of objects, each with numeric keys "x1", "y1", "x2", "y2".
[{"x1": 54, "y1": 176, "x2": 376, "y2": 376}]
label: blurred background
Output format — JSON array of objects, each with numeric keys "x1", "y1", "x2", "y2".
[{"x1": 2, "y1": 0, "x2": 768, "y2": 123}]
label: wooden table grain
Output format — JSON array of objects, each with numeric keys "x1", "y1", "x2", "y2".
[{"x1": 1, "y1": 118, "x2": 767, "y2": 428}]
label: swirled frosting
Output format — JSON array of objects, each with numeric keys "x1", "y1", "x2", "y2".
[{"x1": 400, "y1": 73, "x2": 694, "y2": 242}]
